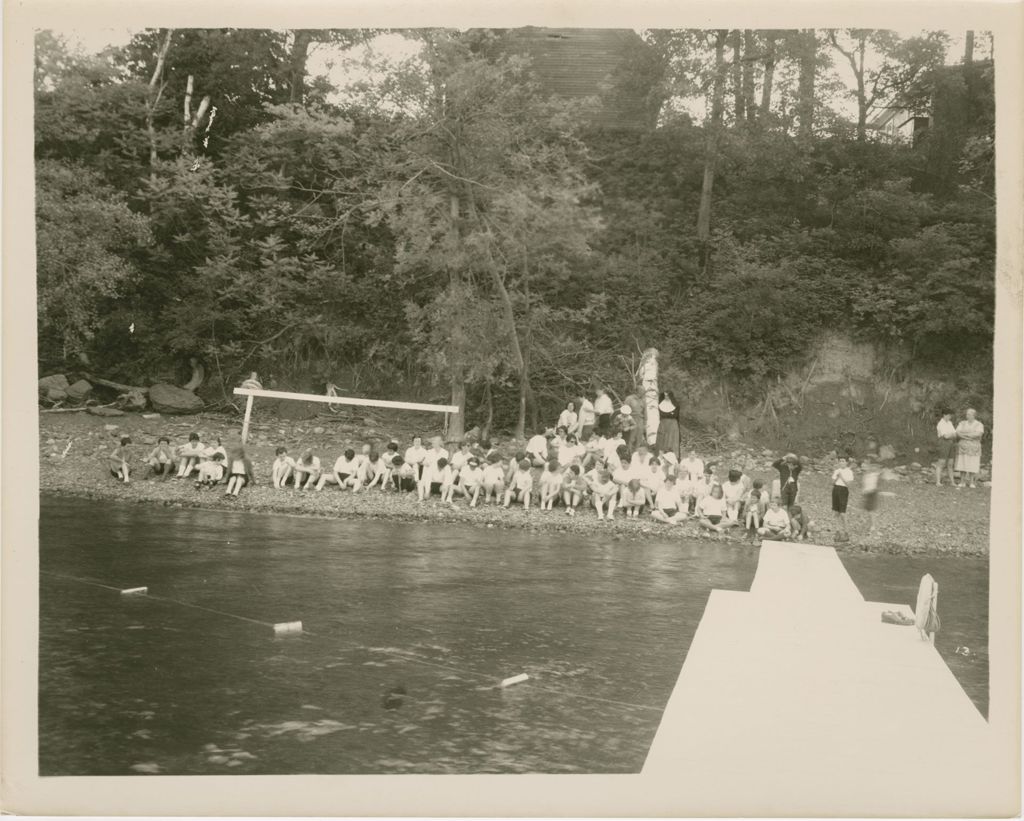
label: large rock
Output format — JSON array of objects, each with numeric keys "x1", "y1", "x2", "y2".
[
  {"x1": 148, "y1": 383, "x2": 204, "y2": 415},
  {"x1": 44, "y1": 388, "x2": 68, "y2": 402},
  {"x1": 66, "y1": 379, "x2": 93, "y2": 401},
  {"x1": 39, "y1": 374, "x2": 69, "y2": 393},
  {"x1": 878, "y1": 444, "x2": 897, "y2": 461}
]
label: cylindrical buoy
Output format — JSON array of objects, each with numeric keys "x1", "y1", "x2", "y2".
[
  {"x1": 500, "y1": 673, "x2": 530, "y2": 688},
  {"x1": 273, "y1": 621, "x2": 303, "y2": 637},
  {"x1": 120, "y1": 587, "x2": 148, "y2": 596}
]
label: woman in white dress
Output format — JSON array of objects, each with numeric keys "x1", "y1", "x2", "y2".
[{"x1": 954, "y1": 408, "x2": 984, "y2": 488}]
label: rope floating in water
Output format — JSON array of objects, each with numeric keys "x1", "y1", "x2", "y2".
[{"x1": 41, "y1": 570, "x2": 664, "y2": 713}]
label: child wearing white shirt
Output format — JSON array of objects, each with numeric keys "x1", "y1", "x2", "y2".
[
  {"x1": 454, "y1": 458, "x2": 484, "y2": 506},
  {"x1": 758, "y1": 501, "x2": 792, "y2": 538},
  {"x1": 619, "y1": 479, "x2": 647, "y2": 518},
  {"x1": 504, "y1": 459, "x2": 534, "y2": 510},
  {"x1": 272, "y1": 447, "x2": 295, "y2": 489},
  {"x1": 539, "y1": 460, "x2": 563, "y2": 510},
  {"x1": 480, "y1": 455, "x2": 506, "y2": 505},
  {"x1": 652, "y1": 475, "x2": 687, "y2": 523}
]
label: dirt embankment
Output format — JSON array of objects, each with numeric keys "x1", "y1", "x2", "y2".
[{"x1": 38, "y1": 409, "x2": 991, "y2": 558}]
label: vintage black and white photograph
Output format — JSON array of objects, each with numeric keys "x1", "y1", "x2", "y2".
[{"x1": 9, "y1": 8, "x2": 1019, "y2": 813}]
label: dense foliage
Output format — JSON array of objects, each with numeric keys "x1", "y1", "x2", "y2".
[{"x1": 34, "y1": 28, "x2": 995, "y2": 431}]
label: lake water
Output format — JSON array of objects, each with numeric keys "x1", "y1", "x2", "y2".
[{"x1": 38, "y1": 495, "x2": 988, "y2": 775}]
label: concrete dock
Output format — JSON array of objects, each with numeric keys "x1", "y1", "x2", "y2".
[{"x1": 643, "y1": 541, "x2": 1001, "y2": 816}]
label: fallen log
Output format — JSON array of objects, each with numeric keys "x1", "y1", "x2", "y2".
[
  {"x1": 82, "y1": 373, "x2": 149, "y2": 395},
  {"x1": 41, "y1": 401, "x2": 119, "y2": 414}
]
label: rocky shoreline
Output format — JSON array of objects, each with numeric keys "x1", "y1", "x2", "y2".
[{"x1": 38, "y1": 410, "x2": 991, "y2": 558}]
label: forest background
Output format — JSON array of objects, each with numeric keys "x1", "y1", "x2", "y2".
[{"x1": 33, "y1": 27, "x2": 996, "y2": 454}]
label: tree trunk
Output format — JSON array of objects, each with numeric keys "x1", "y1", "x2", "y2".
[
  {"x1": 760, "y1": 32, "x2": 776, "y2": 123},
  {"x1": 145, "y1": 29, "x2": 173, "y2": 181},
  {"x1": 964, "y1": 30, "x2": 974, "y2": 66},
  {"x1": 289, "y1": 29, "x2": 314, "y2": 104},
  {"x1": 730, "y1": 30, "x2": 744, "y2": 124},
  {"x1": 482, "y1": 380, "x2": 493, "y2": 442},
  {"x1": 516, "y1": 347, "x2": 529, "y2": 440},
  {"x1": 639, "y1": 348, "x2": 660, "y2": 445},
  {"x1": 514, "y1": 247, "x2": 532, "y2": 440},
  {"x1": 696, "y1": 30, "x2": 728, "y2": 272},
  {"x1": 796, "y1": 29, "x2": 817, "y2": 140},
  {"x1": 449, "y1": 374, "x2": 466, "y2": 441},
  {"x1": 742, "y1": 30, "x2": 757, "y2": 123}
]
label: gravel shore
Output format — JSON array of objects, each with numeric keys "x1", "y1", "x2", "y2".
[{"x1": 38, "y1": 410, "x2": 991, "y2": 557}]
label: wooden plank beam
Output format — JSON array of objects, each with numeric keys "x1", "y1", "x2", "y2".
[{"x1": 232, "y1": 387, "x2": 458, "y2": 414}]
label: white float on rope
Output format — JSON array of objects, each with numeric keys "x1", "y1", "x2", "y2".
[
  {"x1": 273, "y1": 621, "x2": 303, "y2": 637},
  {"x1": 500, "y1": 673, "x2": 530, "y2": 688},
  {"x1": 120, "y1": 586, "x2": 148, "y2": 596}
]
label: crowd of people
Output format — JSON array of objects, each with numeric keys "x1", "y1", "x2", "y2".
[{"x1": 104, "y1": 391, "x2": 986, "y2": 543}]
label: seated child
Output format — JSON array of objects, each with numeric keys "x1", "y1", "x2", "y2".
[
  {"x1": 788, "y1": 504, "x2": 811, "y2": 541},
  {"x1": 358, "y1": 448, "x2": 389, "y2": 492},
  {"x1": 404, "y1": 436, "x2": 427, "y2": 481},
  {"x1": 748, "y1": 480, "x2": 769, "y2": 519},
  {"x1": 697, "y1": 484, "x2": 729, "y2": 533},
  {"x1": 480, "y1": 454, "x2": 506, "y2": 505},
  {"x1": 291, "y1": 449, "x2": 321, "y2": 489},
  {"x1": 437, "y1": 458, "x2": 457, "y2": 502},
  {"x1": 557, "y1": 434, "x2": 585, "y2": 469},
  {"x1": 652, "y1": 474, "x2": 687, "y2": 523},
  {"x1": 146, "y1": 436, "x2": 175, "y2": 478},
  {"x1": 758, "y1": 500, "x2": 792, "y2": 539},
  {"x1": 640, "y1": 457, "x2": 665, "y2": 507},
  {"x1": 109, "y1": 436, "x2": 133, "y2": 483},
  {"x1": 619, "y1": 478, "x2": 647, "y2": 518},
  {"x1": 526, "y1": 430, "x2": 552, "y2": 467},
  {"x1": 449, "y1": 441, "x2": 473, "y2": 479},
  {"x1": 203, "y1": 437, "x2": 227, "y2": 463},
  {"x1": 503, "y1": 459, "x2": 534, "y2": 510},
  {"x1": 722, "y1": 469, "x2": 746, "y2": 522},
  {"x1": 383, "y1": 441, "x2": 401, "y2": 469},
  {"x1": 224, "y1": 446, "x2": 254, "y2": 497},
  {"x1": 454, "y1": 456, "x2": 484, "y2": 506},
  {"x1": 417, "y1": 455, "x2": 451, "y2": 500},
  {"x1": 744, "y1": 489, "x2": 763, "y2": 535},
  {"x1": 539, "y1": 459, "x2": 563, "y2": 510},
  {"x1": 272, "y1": 447, "x2": 295, "y2": 489},
  {"x1": 175, "y1": 433, "x2": 205, "y2": 478},
  {"x1": 561, "y1": 464, "x2": 587, "y2": 516},
  {"x1": 505, "y1": 450, "x2": 529, "y2": 486},
  {"x1": 590, "y1": 469, "x2": 618, "y2": 521},
  {"x1": 196, "y1": 452, "x2": 226, "y2": 487},
  {"x1": 391, "y1": 456, "x2": 418, "y2": 493},
  {"x1": 317, "y1": 448, "x2": 360, "y2": 491}
]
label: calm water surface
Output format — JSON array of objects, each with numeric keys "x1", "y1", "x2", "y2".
[{"x1": 39, "y1": 495, "x2": 987, "y2": 775}]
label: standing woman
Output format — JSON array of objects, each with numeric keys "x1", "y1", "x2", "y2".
[
  {"x1": 575, "y1": 395, "x2": 596, "y2": 442},
  {"x1": 934, "y1": 409, "x2": 958, "y2": 487},
  {"x1": 557, "y1": 400, "x2": 578, "y2": 434},
  {"x1": 655, "y1": 391, "x2": 680, "y2": 462},
  {"x1": 954, "y1": 408, "x2": 984, "y2": 489}
]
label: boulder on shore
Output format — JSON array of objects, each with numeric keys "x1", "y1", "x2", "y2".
[
  {"x1": 39, "y1": 374, "x2": 70, "y2": 394},
  {"x1": 66, "y1": 379, "x2": 93, "y2": 401},
  {"x1": 878, "y1": 444, "x2": 897, "y2": 461},
  {"x1": 149, "y1": 383, "x2": 204, "y2": 415}
]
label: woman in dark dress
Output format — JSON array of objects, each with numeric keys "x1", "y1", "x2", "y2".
[{"x1": 655, "y1": 390, "x2": 680, "y2": 461}]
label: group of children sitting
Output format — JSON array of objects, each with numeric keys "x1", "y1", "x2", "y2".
[
  {"x1": 264, "y1": 427, "x2": 812, "y2": 540},
  {"x1": 109, "y1": 432, "x2": 255, "y2": 497},
  {"x1": 106, "y1": 423, "x2": 813, "y2": 539}
]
